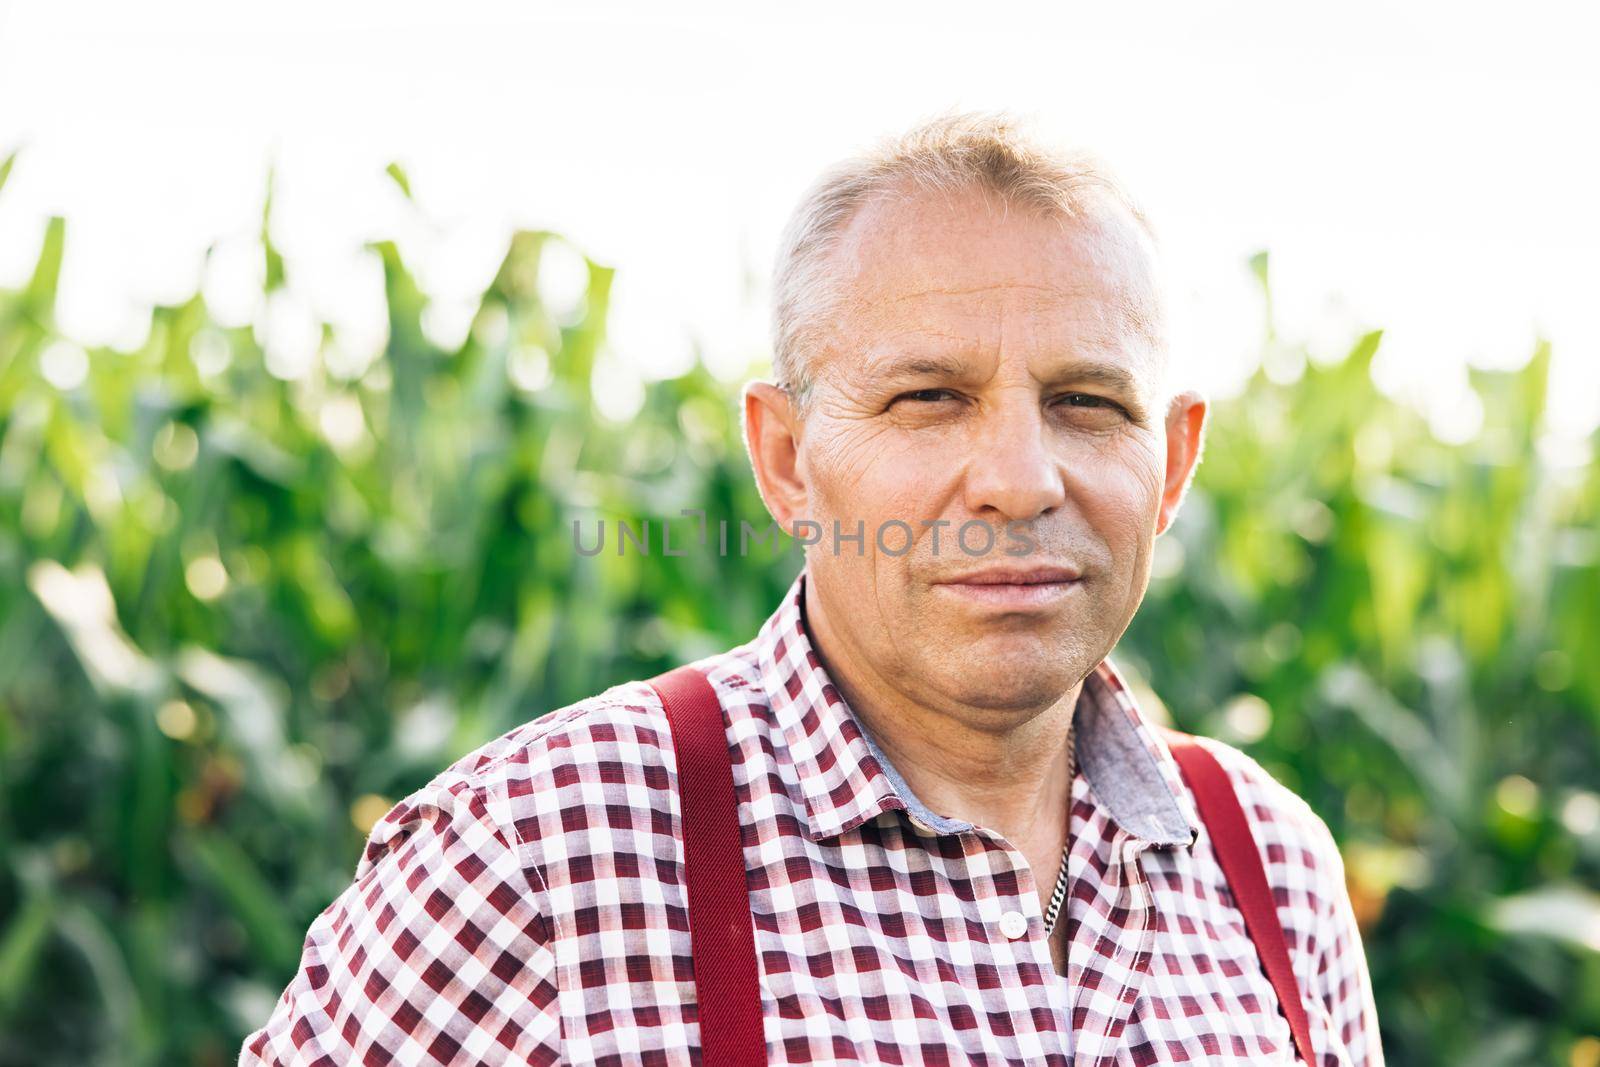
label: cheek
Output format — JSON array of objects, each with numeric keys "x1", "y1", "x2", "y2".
[
  {"x1": 810, "y1": 428, "x2": 952, "y2": 528},
  {"x1": 1070, "y1": 436, "x2": 1166, "y2": 553}
]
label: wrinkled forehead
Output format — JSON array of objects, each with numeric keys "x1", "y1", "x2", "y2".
[{"x1": 823, "y1": 185, "x2": 1165, "y2": 369}]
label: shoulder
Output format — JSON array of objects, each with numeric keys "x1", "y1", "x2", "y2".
[
  {"x1": 355, "y1": 678, "x2": 657, "y2": 872},
  {"x1": 1179, "y1": 734, "x2": 1348, "y2": 920},
  {"x1": 364, "y1": 648, "x2": 768, "y2": 876},
  {"x1": 448, "y1": 677, "x2": 676, "y2": 788},
  {"x1": 465, "y1": 646, "x2": 767, "y2": 791},
  {"x1": 1177, "y1": 736, "x2": 1384, "y2": 1054}
]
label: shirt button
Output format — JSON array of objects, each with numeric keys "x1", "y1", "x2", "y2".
[{"x1": 999, "y1": 911, "x2": 1028, "y2": 939}]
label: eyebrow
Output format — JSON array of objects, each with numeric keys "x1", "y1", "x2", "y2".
[
  {"x1": 1040, "y1": 361, "x2": 1143, "y2": 394},
  {"x1": 867, "y1": 351, "x2": 1144, "y2": 395},
  {"x1": 869, "y1": 353, "x2": 970, "y2": 381}
]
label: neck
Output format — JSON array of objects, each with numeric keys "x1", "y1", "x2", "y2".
[{"x1": 803, "y1": 578, "x2": 1079, "y2": 858}]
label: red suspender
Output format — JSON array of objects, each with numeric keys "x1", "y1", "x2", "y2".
[
  {"x1": 647, "y1": 666, "x2": 767, "y2": 1066},
  {"x1": 648, "y1": 665, "x2": 1315, "y2": 1066},
  {"x1": 1163, "y1": 728, "x2": 1319, "y2": 1066}
]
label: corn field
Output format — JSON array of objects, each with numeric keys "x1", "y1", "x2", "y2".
[{"x1": 1, "y1": 155, "x2": 1596, "y2": 1066}]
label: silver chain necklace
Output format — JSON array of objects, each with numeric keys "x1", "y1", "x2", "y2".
[{"x1": 1041, "y1": 720, "x2": 1076, "y2": 939}]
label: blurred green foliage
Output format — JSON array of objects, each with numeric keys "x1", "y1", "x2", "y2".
[{"x1": 1, "y1": 156, "x2": 1596, "y2": 1066}]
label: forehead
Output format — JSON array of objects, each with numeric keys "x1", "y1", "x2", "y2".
[{"x1": 823, "y1": 184, "x2": 1162, "y2": 359}]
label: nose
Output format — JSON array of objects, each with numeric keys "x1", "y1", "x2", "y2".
[{"x1": 960, "y1": 392, "x2": 1067, "y2": 522}]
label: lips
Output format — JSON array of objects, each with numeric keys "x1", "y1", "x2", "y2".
[
  {"x1": 935, "y1": 565, "x2": 1082, "y2": 585},
  {"x1": 931, "y1": 565, "x2": 1084, "y2": 610}
]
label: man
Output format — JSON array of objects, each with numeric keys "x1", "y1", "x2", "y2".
[{"x1": 243, "y1": 110, "x2": 1382, "y2": 1065}]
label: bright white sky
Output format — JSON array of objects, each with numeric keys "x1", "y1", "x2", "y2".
[{"x1": 2, "y1": 0, "x2": 1597, "y2": 440}]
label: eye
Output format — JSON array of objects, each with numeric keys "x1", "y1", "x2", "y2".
[
  {"x1": 1055, "y1": 392, "x2": 1127, "y2": 414},
  {"x1": 892, "y1": 388, "x2": 960, "y2": 405}
]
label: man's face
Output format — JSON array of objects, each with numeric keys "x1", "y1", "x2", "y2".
[{"x1": 749, "y1": 184, "x2": 1204, "y2": 719}]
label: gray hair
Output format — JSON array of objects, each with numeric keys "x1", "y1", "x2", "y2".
[{"x1": 769, "y1": 108, "x2": 1165, "y2": 414}]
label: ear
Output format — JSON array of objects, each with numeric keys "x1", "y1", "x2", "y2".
[
  {"x1": 1156, "y1": 389, "x2": 1207, "y2": 536},
  {"x1": 742, "y1": 381, "x2": 810, "y2": 531}
]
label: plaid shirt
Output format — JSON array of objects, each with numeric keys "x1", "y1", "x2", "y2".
[{"x1": 242, "y1": 568, "x2": 1382, "y2": 1066}]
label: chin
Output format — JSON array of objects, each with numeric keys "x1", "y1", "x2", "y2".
[
  {"x1": 932, "y1": 651, "x2": 1080, "y2": 712},
  {"x1": 961, "y1": 619, "x2": 1108, "y2": 692}
]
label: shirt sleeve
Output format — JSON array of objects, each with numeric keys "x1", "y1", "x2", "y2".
[
  {"x1": 1203, "y1": 738, "x2": 1386, "y2": 1067},
  {"x1": 1309, "y1": 836, "x2": 1385, "y2": 1067},
  {"x1": 239, "y1": 775, "x2": 561, "y2": 1066}
]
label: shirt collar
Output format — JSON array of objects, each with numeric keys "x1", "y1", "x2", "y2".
[{"x1": 756, "y1": 567, "x2": 1200, "y2": 849}]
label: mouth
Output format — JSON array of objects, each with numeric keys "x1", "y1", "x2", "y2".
[{"x1": 930, "y1": 565, "x2": 1083, "y2": 610}]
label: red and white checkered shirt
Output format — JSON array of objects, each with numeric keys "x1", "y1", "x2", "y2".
[{"x1": 242, "y1": 568, "x2": 1382, "y2": 1066}]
